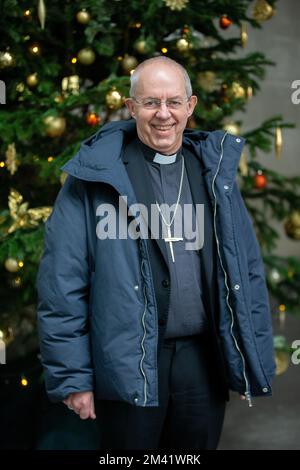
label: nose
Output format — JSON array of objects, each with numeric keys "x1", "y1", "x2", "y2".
[{"x1": 155, "y1": 102, "x2": 171, "y2": 119}]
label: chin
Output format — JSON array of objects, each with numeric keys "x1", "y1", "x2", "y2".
[{"x1": 155, "y1": 141, "x2": 177, "y2": 154}]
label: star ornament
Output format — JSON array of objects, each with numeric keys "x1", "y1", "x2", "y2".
[{"x1": 164, "y1": 0, "x2": 189, "y2": 11}]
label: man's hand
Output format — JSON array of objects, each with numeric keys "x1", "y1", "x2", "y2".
[{"x1": 63, "y1": 391, "x2": 96, "y2": 420}]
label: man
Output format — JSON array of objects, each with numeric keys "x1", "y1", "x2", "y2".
[{"x1": 37, "y1": 56, "x2": 275, "y2": 450}]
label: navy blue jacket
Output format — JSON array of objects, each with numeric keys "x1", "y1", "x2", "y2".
[{"x1": 37, "y1": 120, "x2": 276, "y2": 407}]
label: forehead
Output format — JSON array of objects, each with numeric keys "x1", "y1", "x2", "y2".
[{"x1": 135, "y1": 65, "x2": 186, "y2": 97}]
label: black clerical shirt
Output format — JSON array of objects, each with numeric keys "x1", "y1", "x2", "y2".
[{"x1": 138, "y1": 139, "x2": 208, "y2": 338}]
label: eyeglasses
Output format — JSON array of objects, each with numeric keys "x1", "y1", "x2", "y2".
[{"x1": 131, "y1": 97, "x2": 191, "y2": 110}]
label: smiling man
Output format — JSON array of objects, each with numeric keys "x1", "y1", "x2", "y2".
[
  {"x1": 125, "y1": 59, "x2": 197, "y2": 154},
  {"x1": 37, "y1": 56, "x2": 275, "y2": 450}
]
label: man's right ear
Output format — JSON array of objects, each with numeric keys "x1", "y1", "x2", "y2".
[{"x1": 125, "y1": 98, "x2": 136, "y2": 119}]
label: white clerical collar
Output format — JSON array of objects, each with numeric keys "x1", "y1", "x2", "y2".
[{"x1": 153, "y1": 152, "x2": 177, "y2": 164}]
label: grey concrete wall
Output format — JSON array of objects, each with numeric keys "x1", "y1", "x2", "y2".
[
  {"x1": 219, "y1": 3, "x2": 300, "y2": 449},
  {"x1": 234, "y1": 0, "x2": 300, "y2": 257}
]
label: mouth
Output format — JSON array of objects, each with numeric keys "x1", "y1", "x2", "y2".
[{"x1": 151, "y1": 123, "x2": 175, "y2": 133}]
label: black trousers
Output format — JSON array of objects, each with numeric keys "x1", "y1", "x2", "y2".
[{"x1": 96, "y1": 334, "x2": 226, "y2": 450}]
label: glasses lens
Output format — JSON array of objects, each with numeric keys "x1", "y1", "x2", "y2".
[
  {"x1": 144, "y1": 99, "x2": 185, "y2": 109},
  {"x1": 134, "y1": 97, "x2": 188, "y2": 109}
]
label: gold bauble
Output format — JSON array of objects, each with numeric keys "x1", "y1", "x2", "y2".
[
  {"x1": 134, "y1": 39, "x2": 149, "y2": 54},
  {"x1": 121, "y1": 55, "x2": 138, "y2": 74},
  {"x1": 26, "y1": 73, "x2": 38, "y2": 87},
  {"x1": 275, "y1": 350, "x2": 289, "y2": 376},
  {"x1": 106, "y1": 89, "x2": 123, "y2": 110},
  {"x1": 223, "y1": 122, "x2": 241, "y2": 136},
  {"x1": 76, "y1": 10, "x2": 91, "y2": 24},
  {"x1": 54, "y1": 94, "x2": 64, "y2": 104},
  {"x1": 77, "y1": 47, "x2": 96, "y2": 65},
  {"x1": 253, "y1": 0, "x2": 275, "y2": 22},
  {"x1": 176, "y1": 38, "x2": 190, "y2": 52},
  {"x1": 0, "y1": 326, "x2": 14, "y2": 346},
  {"x1": 61, "y1": 75, "x2": 80, "y2": 95},
  {"x1": 0, "y1": 51, "x2": 15, "y2": 69},
  {"x1": 44, "y1": 115, "x2": 66, "y2": 138},
  {"x1": 228, "y1": 81, "x2": 246, "y2": 100},
  {"x1": 284, "y1": 211, "x2": 300, "y2": 240},
  {"x1": 197, "y1": 71, "x2": 219, "y2": 93},
  {"x1": 4, "y1": 258, "x2": 19, "y2": 273}
]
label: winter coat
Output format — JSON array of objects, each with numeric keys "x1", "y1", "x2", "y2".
[{"x1": 37, "y1": 120, "x2": 276, "y2": 407}]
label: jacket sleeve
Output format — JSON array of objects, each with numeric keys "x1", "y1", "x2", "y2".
[
  {"x1": 37, "y1": 176, "x2": 94, "y2": 402},
  {"x1": 233, "y1": 181, "x2": 276, "y2": 379}
]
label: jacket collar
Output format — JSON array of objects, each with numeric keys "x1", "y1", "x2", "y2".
[{"x1": 62, "y1": 119, "x2": 245, "y2": 188}]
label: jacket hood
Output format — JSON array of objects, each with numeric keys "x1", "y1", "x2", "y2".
[{"x1": 62, "y1": 119, "x2": 245, "y2": 186}]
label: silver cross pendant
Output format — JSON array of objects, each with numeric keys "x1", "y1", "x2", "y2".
[{"x1": 164, "y1": 226, "x2": 183, "y2": 263}]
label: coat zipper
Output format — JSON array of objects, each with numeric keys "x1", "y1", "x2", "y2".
[
  {"x1": 211, "y1": 132, "x2": 253, "y2": 408},
  {"x1": 139, "y1": 258, "x2": 148, "y2": 406}
]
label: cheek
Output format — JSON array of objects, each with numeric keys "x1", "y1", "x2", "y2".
[
  {"x1": 177, "y1": 113, "x2": 189, "y2": 127},
  {"x1": 137, "y1": 117, "x2": 152, "y2": 134},
  {"x1": 142, "y1": 118, "x2": 153, "y2": 130}
]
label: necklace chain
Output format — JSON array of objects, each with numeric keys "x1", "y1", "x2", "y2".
[{"x1": 155, "y1": 155, "x2": 185, "y2": 228}]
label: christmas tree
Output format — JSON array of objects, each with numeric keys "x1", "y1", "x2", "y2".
[{"x1": 0, "y1": 0, "x2": 299, "y2": 448}]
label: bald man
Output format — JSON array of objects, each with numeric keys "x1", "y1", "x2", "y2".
[{"x1": 37, "y1": 57, "x2": 275, "y2": 450}]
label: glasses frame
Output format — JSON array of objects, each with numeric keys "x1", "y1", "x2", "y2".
[{"x1": 130, "y1": 96, "x2": 191, "y2": 110}]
